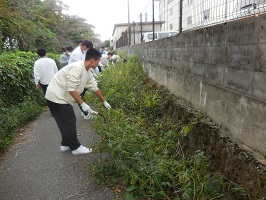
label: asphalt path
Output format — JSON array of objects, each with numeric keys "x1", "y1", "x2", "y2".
[{"x1": 0, "y1": 104, "x2": 117, "y2": 200}]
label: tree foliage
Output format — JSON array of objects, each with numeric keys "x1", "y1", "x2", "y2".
[{"x1": 0, "y1": 0, "x2": 101, "y2": 52}]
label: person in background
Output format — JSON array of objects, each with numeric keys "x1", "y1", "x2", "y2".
[
  {"x1": 60, "y1": 46, "x2": 73, "y2": 67},
  {"x1": 34, "y1": 47, "x2": 58, "y2": 96},
  {"x1": 103, "y1": 48, "x2": 108, "y2": 55},
  {"x1": 97, "y1": 47, "x2": 105, "y2": 72},
  {"x1": 107, "y1": 52, "x2": 121, "y2": 66},
  {"x1": 45, "y1": 48, "x2": 111, "y2": 155},
  {"x1": 77, "y1": 40, "x2": 83, "y2": 47},
  {"x1": 68, "y1": 40, "x2": 93, "y2": 64},
  {"x1": 111, "y1": 51, "x2": 121, "y2": 64},
  {"x1": 68, "y1": 40, "x2": 98, "y2": 118},
  {"x1": 100, "y1": 53, "x2": 108, "y2": 69},
  {"x1": 68, "y1": 40, "x2": 99, "y2": 76},
  {"x1": 107, "y1": 52, "x2": 113, "y2": 67},
  {"x1": 99, "y1": 46, "x2": 104, "y2": 55}
]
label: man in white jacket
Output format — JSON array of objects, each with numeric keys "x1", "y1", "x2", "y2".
[
  {"x1": 45, "y1": 48, "x2": 111, "y2": 155},
  {"x1": 34, "y1": 48, "x2": 58, "y2": 95}
]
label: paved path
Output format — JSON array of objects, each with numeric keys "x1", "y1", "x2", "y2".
[{"x1": 0, "y1": 105, "x2": 117, "y2": 200}]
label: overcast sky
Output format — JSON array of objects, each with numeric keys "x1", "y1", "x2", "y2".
[{"x1": 61, "y1": 0, "x2": 152, "y2": 41}]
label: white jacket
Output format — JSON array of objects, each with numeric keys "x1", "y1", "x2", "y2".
[{"x1": 45, "y1": 61, "x2": 98, "y2": 105}]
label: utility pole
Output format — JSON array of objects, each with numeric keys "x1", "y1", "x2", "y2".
[
  {"x1": 52, "y1": 8, "x2": 62, "y2": 51},
  {"x1": 128, "y1": 0, "x2": 131, "y2": 46},
  {"x1": 153, "y1": 0, "x2": 160, "y2": 40},
  {"x1": 140, "y1": 13, "x2": 143, "y2": 43},
  {"x1": 152, "y1": 0, "x2": 155, "y2": 41},
  {"x1": 179, "y1": 0, "x2": 183, "y2": 33}
]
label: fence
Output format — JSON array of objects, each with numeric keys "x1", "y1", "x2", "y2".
[{"x1": 115, "y1": 0, "x2": 266, "y2": 48}]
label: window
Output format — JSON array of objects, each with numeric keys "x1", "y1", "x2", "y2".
[
  {"x1": 170, "y1": 23, "x2": 173, "y2": 30},
  {"x1": 187, "y1": 16, "x2": 192, "y2": 25},
  {"x1": 203, "y1": 9, "x2": 210, "y2": 21},
  {"x1": 170, "y1": 8, "x2": 173, "y2": 15}
]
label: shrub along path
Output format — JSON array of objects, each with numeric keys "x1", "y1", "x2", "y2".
[{"x1": 0, "y1": 104, "x2": 116, "y2": 200}]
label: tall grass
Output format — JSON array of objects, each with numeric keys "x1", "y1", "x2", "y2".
[{"x1": 85, "y1": 55, "x2": 230, "y2": 200}]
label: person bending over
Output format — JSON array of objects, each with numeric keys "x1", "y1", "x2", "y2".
[{"x1": 45, "y1": 48, "x2": 111, "y2": 155}]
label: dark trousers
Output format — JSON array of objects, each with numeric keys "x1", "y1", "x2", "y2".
[
  {"x1": 40, "y1": 84, "x2": 48, "y2": 95},
  {"x1": 46, "y1": 100, "x2": 81, "y2": 150}
]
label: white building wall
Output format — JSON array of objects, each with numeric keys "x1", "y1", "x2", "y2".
[{"x1": 158, "y1": 0, "x2": 243, "y2": 32}]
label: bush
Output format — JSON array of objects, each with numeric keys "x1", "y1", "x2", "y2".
[{"x1": 0, "y1": 50, "x2": 59, "y2": 150}]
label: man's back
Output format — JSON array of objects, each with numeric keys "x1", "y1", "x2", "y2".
[{"x1": 34, "y1": 57, "x2": 58, "y2": 85}]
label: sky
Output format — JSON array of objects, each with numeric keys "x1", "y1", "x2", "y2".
[{"x1": 61, "y1": 0, "x2": 152, "y2": 41}]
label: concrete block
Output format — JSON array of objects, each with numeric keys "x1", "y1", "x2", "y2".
[
  {"x1": 164, "y1": 58, "x2": 173, "y2": 68},
  {"x1": 189, "y1": 63, "x2": 205, "y2": 78},
  {"x1": 172, "y1": 47, "x2": 182, "y2": 61},
  {"x1": 205, "y1": 64, "x2": 225, "y2": 85},
  {"x1": 181, "y1": 46, "x2": 193, "y2": 62},
  {"x1": 202, "y1": 84, "x2": 266, "y2": 156},
  {"x1": 224, "y1": 68, "x2": 253, "y2": 94},
  {"x1": 165, "y1": 47, "x2": 173, "y2": 59},
  {"x1": 172, "y1": 60, "x2": 191, "y2": 74},
  {"x1": 205, "y1": 24, "x2": 227, "y2": 46},
  {"x1": 164, "y1": 34, "x2": 179, "y2": 47},
  {"x1": 192, "y1": 46, "x2": 206, "y2": 64},
  {"x1": 205, "y1": 46, "x2": 227, "y2": 65},
  {"x1": 258, "y1": 15, "x2": 266, "y2": 44},
  {"x1": 183, "y1": 31, "x2": 194, "y2": 47},
  {"x1": 174, "y1": 33, "x2": 185, "y2": 47},
  {"x1": 252, "y1": 71, "x2": 266, "y2": 100},
  {"x1": 227, "y1": 45, "x2": 256, "y2": 71},
  {"x1": 255, "y1": 43, "x2": 266, "y2": 72},
  {"x1": 193, "y1": 28, "x2": 208, "y2": 46},
  {"x1": 226, "y1": 18, "x2": 259, "y2": 45}
]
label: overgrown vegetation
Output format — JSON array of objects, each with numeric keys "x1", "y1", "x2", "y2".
[
  {"x1": 0, "y1": 51, "x2": 59, "y2": 150},
  {"x1": 85, "y1": 55, "x2": 237, "y2": 199}
]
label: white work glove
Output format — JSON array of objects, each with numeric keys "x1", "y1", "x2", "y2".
[
  {"x1": 103, "y1": 101, "x2": 111, "y2": 109},
  {"x1": 80, "y1": 102, "x2": 92, "y2": 116},
  {"x1": 83, "y1": 109, "x2": 98, "y2": 119},
  {"x1": 90, "y1": 110, "x2": 98, "y2": 115}
]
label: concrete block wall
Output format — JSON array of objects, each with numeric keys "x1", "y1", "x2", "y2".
[{"x1": 120, "y1": 15, "x2": 266, "y2": 157}]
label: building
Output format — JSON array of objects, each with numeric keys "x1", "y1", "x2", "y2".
[
  {"x1": 159, "y1": 0, "x2": 266, "y2": 33},
  {"x1": 112, "y1": 21, "x2": 164, "y2": 49}
]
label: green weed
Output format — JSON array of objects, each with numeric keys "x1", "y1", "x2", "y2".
[{"x1": 85, "y1": 55, "x2": 232, "y2": 199}]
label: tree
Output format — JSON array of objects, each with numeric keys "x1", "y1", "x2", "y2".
[
  {"x1": 0, "y1": 0, "x2": 101, "y2": 52},
  {"x1": 103, "y1": 40, "x2": 111, "y2": 48}
]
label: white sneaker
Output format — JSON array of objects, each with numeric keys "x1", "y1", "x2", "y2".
[
  {"x1": 72, "y1": 145, "x2": 92, "y2": 155},
  {"x1": 60, "y1": 146, "x2": 70, "y2": 152}
]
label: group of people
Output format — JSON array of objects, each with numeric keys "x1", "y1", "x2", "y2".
[
  {"x1": 59, "y1": 43, "x2": 120, "y2": 74},
  {"x1": 33, "y1": 40, "x2": 112, "y2": 155}
]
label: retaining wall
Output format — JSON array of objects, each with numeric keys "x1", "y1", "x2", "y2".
[{"x1": 118, "y1": 15, "x2": 266, "y2": 198}]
